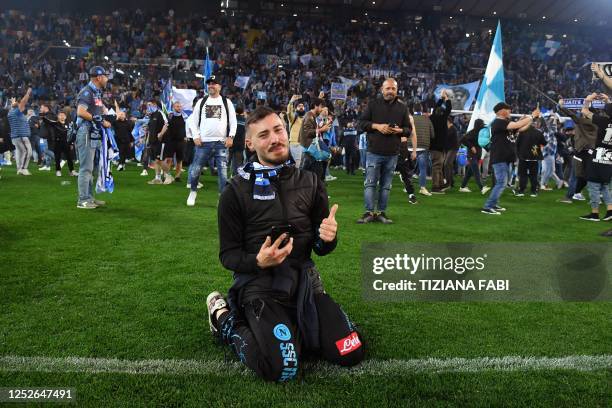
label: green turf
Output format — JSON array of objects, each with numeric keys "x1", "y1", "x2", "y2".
[{"x1": 0, "y1": 164, "x2": 610, "y2": 406}]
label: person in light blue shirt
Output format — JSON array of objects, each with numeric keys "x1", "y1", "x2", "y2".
[{"x1": 7, "y1": 88, "x2": 32, "y2": 175}]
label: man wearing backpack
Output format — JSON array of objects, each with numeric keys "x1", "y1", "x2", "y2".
[{"x1": 186, "y1": 75, "x2": 237, "y2": 206}]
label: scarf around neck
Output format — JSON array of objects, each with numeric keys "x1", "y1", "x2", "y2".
[{"x1": 238, "y1": 158, "x2": 295, "y2": 200}]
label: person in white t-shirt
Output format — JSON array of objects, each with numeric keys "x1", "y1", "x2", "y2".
[{"x1": 186, "y1": 75, "x2": 237, "y2": 206}]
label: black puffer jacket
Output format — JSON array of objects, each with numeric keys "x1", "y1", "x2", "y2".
[{"x1": 218, "y1": 163, "x2": 337, "y2": 307}]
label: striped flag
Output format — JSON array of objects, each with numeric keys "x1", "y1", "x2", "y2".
[
  {"x1": 468, "y1": 21, "x2": 505, "y2": 130},
  {"x1": 95, "y1": 124, "x2": 119, "y2": 194},
  {"x1": 161, "y1": 78, "x2": 173, "y2": 116}
]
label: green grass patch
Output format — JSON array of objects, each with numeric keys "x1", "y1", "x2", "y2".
[{"x1": 0, "y1": 164, "x2": 610, "y2": 406}]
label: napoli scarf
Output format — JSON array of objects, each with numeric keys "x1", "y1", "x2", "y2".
[
  {"x1": 238, "y1": 158, "x2": 295, "y2": 200},
  {"x1": 95, "y1": 122, "x2": 119, "y2": 194}
]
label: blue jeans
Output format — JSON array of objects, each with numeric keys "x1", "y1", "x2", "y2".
[
  {"x1": 587, "y1": 181, "x2": 611, "y2": 209},
  {"x1": 76, "y1": 123, "x2": 100, "y2": 204},
  {"x1": 190, "y1": 141, "x2": 228, "y2": 193},
  {"x1": 540, "y1": 155, "x2": 560, "y2": 186},
  {"x1": 364, "y1": 152, "x2": 398, "y2": 212},
  {"x1": 416, "y1": 150, "x2": 429, "y2": 188},
  {"x1": 484, "y1": 162, "x2": 509, "y2": 209}
]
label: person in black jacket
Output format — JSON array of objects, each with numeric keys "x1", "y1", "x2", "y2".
[
  {"x1": 357, "y1": 78, "x2": 416, "y2": 224},
  {"x1": 44, "y1": 110, "x2": 76, "y2": 176},
  {"x1": 459, "y1": 119, "x2": 490, "y2": 194},
  {"x1": 206, "y1": 107, "x2": 364, "y2": 382},
  {"x1": 429, "y1": 91, "x2": 452, "y2": 193},
  {"x1": 443, "y1": 116, "x2": 459, "y2": 189},
  {"x1": 113, "y1": 106, "x2": 134, "y2": 171},
  {"x1": 164, "y1": 101, "x2": 187, "y2": 181},
  {"x1": 515, "y1": 118, "x2": 547, "y2": 197}
]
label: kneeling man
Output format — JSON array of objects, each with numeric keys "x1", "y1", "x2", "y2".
[{"x1": 207, "y1": 107, "x2": 365, "y2": 382}]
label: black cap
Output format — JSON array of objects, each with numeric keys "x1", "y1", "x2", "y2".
[
  {"x1": 205, "y1": 75, "x2": 220, "y2": 84},
  {"x1": 493, "y1": 102, "x2": 512, "y2": 113},
  {"x1": 89, "y1": 66, "x2": 108, "y2": 77}
]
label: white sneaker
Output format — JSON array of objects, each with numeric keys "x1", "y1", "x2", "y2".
[
  {"x1": 39, "y1": 165, "x2": 50, "y2": 171},
  {"x1": 325, "y1": 175, "x2": 337, "y2": 181},
  {"x1": 206, "y1": 291, "x2": 228, "y2": 337},
  {"x1": 481, "y1": 186, "x2": 491, "y2": 195},
  {"x1": 20, "y1": 169, "x2": 32, "y2": 176},
  {"x1": 419, "y1": 187, "x2": 432, "y2": 196},
  {"x1": 187, "y1": 191, "x2": 197, "y2": 206},
  {"x1": 56, "y1": 171, "x2": 62, "y2": 177},
  {"x1": 459, "y1": 187, "x2": 471, "y2": 193},
  {"x1": 60, "y1": 160, "x2": 66, "y2": 169},
  {"x1": 140, "y1": 170, "x2": 148, "y2": 176},
  {"x1": 163, "y1": 175, "x2": 174, "y2": 185},
  {"x1": 186, "y1": 182, "x2": 203, "y2": 189},
  {"x1": 556, "y1": 179, "x2": 564, "y2": 189},
  {"x1": 117, "y1": 164, "x2": 124, "y2": 171},
  {"x1": 70, "y1": 170, "x2": 78, "y2": 176},
  {"x1": 573, "y1": 193, "x2": 586, "y2": 201}
]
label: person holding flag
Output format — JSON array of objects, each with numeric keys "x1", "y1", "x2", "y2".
[
  {"x1": 74, "y1": 66, "x2": 112, "y2": 209},
  {"x1": 481, "y1": 103, "x2": 537, "y2": 215},
  {"x1": 206, "y1": 106, "x2": 364, "y2": 382}
]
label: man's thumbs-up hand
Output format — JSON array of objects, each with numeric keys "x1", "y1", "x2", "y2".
[{"x1": 319, "y1": 204, "x2": 338, "y2": 243}]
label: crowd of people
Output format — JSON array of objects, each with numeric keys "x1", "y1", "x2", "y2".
[
  {"x1": 1, "y1": 9, "x2": 609, "y2": 116},
  {"x1": 0, "y1": 9, "x2": 610, "y2": 220}
]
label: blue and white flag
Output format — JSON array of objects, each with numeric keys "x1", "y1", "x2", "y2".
[
  {"x1": 131, "y1": 118, "x2": 149, "y2": 161},
  {"x1": 96, "y1": 124, "x2": 119, "y2": 194},
  {"x1": 560, "y1": 98, "x2": 606, "y2": 110},
  {"x1": 203, "y1": 48, "x2": 214, "y2": 91},
  {"x1": 434, "y1": 80, "x2": 480, "y2": 111},
  {"x1": 338, "y1": 76, "x2": 360, "y2": 89},
  {"x1": 330, "y1": 82, "x2": 348, "y2": 100},
  {"x1": 172, "y1": 87, "x2": 197, "y2": 115},
  {"x1": 530, "y1": 40, "x2": 561, "y2": 60},
  {"x1": 161, "y1": 78, "x2": 173, "y2": 115},
  {"x1": 468, "y1": 21, "x2": 505, "y2": 130},
  {"x1": 257, "y1": 91, "x2": 267, "y2": 100},
  {"x1": 234, "y1": 75, "x2": 250, "y2": 89}
]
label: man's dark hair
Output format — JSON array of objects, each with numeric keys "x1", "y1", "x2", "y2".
[
  {"x1": 311, "y1": 97, "x2": 325, "y2": 108},
  {"x1": 246, "y1": 106, "x2": 277, "y2": 133},
  {"x1": 236, "y1": 105, "x2": 245, "y2": 115},
  {"x1": 148, "y1": 99, "x2": 161, "y2": 108},
  {"x1": 413, "y1": 102, "x2": 424, "y2": 113}
]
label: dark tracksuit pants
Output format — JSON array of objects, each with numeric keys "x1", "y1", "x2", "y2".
[
  {"x1": 343, "y1": 140, "x2": 358, "y2": 175},
  {"x1": 54, "y1": 139, "x2": 74, "y2": 172},
  {"x1": 397, "y1": 143, "x2": 415, "y2": 195},
  {"x1": 118, "y1": 142, "x2": 132, "y2": 165},
  {"x1": 218, "y1": 292, "x2": 364, "y2": 382},
  {"x1": 461, "y1": 158, "x2": 483, "y2": 189},
  {"x1": 518, "y1": 160, "x2": 539, "y2": 194}
]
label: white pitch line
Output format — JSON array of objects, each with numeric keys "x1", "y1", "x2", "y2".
[{"x1": 0, "y1": 355, "x2": 610, "y2": 377}]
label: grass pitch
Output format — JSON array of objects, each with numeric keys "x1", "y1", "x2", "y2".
[{"x1": 0, "y1": 163, "x2": 610, "y2": 407}]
